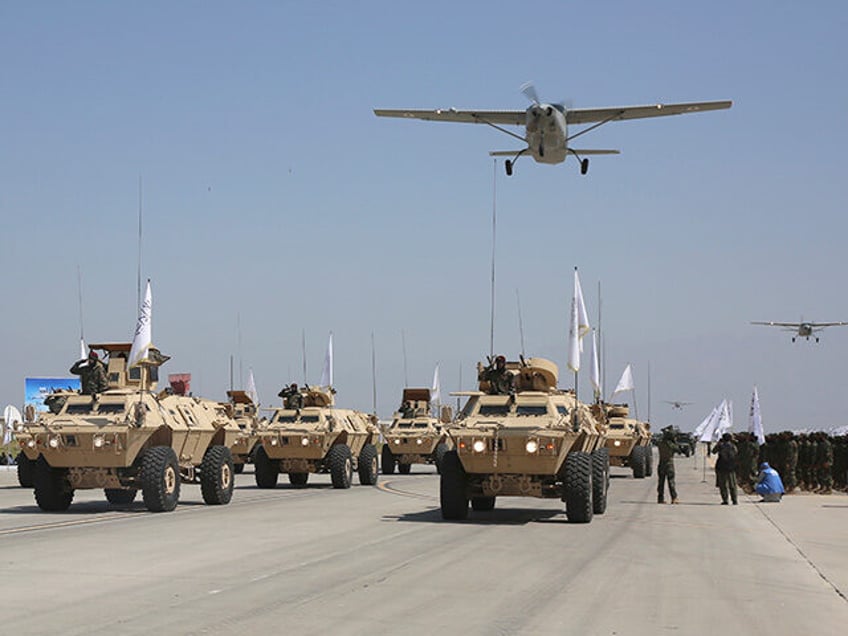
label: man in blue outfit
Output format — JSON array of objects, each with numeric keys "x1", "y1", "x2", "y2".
[{"x1": 755, "y1": 462, "x2": 785, "y2": 502}]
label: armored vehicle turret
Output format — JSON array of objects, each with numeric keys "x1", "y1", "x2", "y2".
[
  {"x1": 15, "y1": 343, "x2": 241, "y2": 512},
  {"x1": 382, "y1": 388, "x2": 452, "y2": 474},
  {"x1": 595, "y1": 403, "x2": 653, "y2": 478},
  {"x1": 254, "y1": 385, "x2": 380, "y2": 489},
  {"x1": 440, "y1": 357, "x2": 609, "y2": 523}
]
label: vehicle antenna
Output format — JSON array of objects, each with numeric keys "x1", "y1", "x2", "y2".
[
  {"x1": 301, "y1": 329, "x2": 307, "y2": 384},
  {"x1": 401, "y1": 329, "x2": 409, "y2": 387},
  {"x1": 647, "y1": 360, "x2": 652, "y2": 423},
  {"x1": 516, "y1": 288, "x2": 526, "y2": 358},
  {"x1": 237, "y1": 312, "x2": 243, "y2": 388},
  {"x1": 489, "y1": 159, "x2": 497, "y2": 358},
  {"x1": 229, "y1": 354, "x2": 234, "y2": 392},
  {"x1": 137, "y1": 175, "x2": 143, "y2": 311},
  {"x1": 77, "y1": 264, "x2": 85, "y2": 344},
  {"x1": 457, "y1": 362, "x2": 462, "y2": 413},
  {"x1": 371, "y1": 332, "x2": 377, "y2": 415},
  {"x1": 597, "y1": 280, "x2": 602, "y2": 402}
]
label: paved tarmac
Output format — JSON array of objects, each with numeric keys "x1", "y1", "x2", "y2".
[{"x1": 1, "y1": 450, "x2": 846, "y2": 635}]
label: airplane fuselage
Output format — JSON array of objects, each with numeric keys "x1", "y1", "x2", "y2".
[
  {"x1": 525, "y1": 103, "x2": 568, "y2": 164},
  {"x1": 798, "y1": 323, "x2": 813, "y2": 337}
]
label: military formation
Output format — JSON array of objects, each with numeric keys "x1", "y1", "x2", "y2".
[{"x1": 733, "y1": 431, "x2": 847, "y2": 495}]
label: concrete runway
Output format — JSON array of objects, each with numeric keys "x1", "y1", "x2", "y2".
[{"x1": 1, "y1": 451, "x2": 846, "y2": 635}]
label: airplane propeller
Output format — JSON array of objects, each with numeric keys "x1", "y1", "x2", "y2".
[{"x1": 520, "y1": 81, "x2": 540, "y2": 105}]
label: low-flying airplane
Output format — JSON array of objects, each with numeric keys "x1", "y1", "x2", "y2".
[
  {"x1": 750, "y1": 320, "x2": 848, "y2": 343},
  {"x1": 374, "y1": 83, "x2": 732, "y2": 176},
  {"x1": 664, "y1": 400, "x2": 693, "y2": 410}
]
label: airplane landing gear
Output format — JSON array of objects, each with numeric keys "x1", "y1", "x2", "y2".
[
  {"x1": 505, "y1": 160, "x2": 513, "y2": 176},
  {"x1": 580, "y1": 158, "x2": 590, "y2": 175},
  {"x1": 792, "y1": 337, "x2": 796, "y2": 343},
  {"x1": 816, "y1": 337, "x2": 820, "y2": 343}
]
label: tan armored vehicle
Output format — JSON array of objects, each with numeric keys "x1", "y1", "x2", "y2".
[
  {"x1": 15, "y1": 390, "x2": 74, "y2": 487},
  {"x1": 382, "y1": 388, "x2": 452, "y2": 474},
  {"x1": 596, "y1": 403, "x2": 653, "y2": 478},
  {"x1": 254, "y1": 385, "x2": 380, "y2": 488},
  {"x1": 440, "y1": 357, "x2": 609, "y2": 523},
  {"x1": 15, "y1": 343, "x2": 241, "y2": 513},
  {"x1": 225, "y1": 390, "x2": 265, "y2": 473}
]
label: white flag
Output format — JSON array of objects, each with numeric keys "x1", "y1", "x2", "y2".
[
  {"x1": 567, "y1": 269, "x2": 590, "y2": 373},
  {"x1": 3, "y1": 405, "x2": 22, "y2": 446},
  {"x1": 320, "y1": 332, "x2": 333, "y2": 387},
  {"x1": 612, "y1": 364, "x2": 635, "y2": 396},
  {"x1": 431, "y1": 363, "x2": 441, "y2": 406},
  {"x1": 246, "y1": 368, "x2": 259, "y2": 406},
  {"x1": 128, "y1": 280, "x2": 153, "y2": 368},
  {"x1": 590, "y1": 329, "x2": 601, "y2": 395},
  {"x1": 694, "y1": 404, "x2": 719, "y2": 440},
  {"x1": 79, "y1": 338, "x2": 87, "y2": 362},
  {"x1": 749, "y1": 387, "x2": 765, "y2": 446},
  {"x1": 712, "y1": 399, "x2": 732, "y2": 442}
]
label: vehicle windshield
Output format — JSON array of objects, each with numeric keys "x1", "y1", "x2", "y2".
[
  {"x1": 97, "y1": 402, "x2": 126, "y2": 414},
  {"x1": 66, "y1": 403, "x2": 94, "y2": 415},
  {"x1": 479, "y1": 404, "x2": 509, "y2": 417},
  {"x1": 516, "y1": 405, "x2": 548, "y2": 416}
]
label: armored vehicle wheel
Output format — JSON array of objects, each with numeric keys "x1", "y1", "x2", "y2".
[
  {"x1": 439, "y1": 450, "x2": 468, "y2": 520},
  {"x1": 471, "y1": 496, "x2": 496, "y2": 511},
  {"x1": 233, "y1": 463, "x2": 245, "y2": 474},
  {"x1": 358, "y1": 443, "x2": 379, "y2": 486},
  {"x1": 434, "y1": 442, "x2": 449, "y2": 474},
  {"x1": 398, "y1": 463, "x2": 412, "y2": 474},
  {"x1": 16, "y1": 452, "x2": 35, "y2": 488},
  {"x1": 104, "y1": 488, "x2": 138, "y2": 505},
  {"x1": 563, "y1": 451, "x2": 594, "y2": 524},
  {"x1": 591, "y1": 447, "x2": 609, "y2": 515},
  {"x1": 381, "y1": 445, "x2": 396, "y2": 475},
  {"x1": 33, "y1": 457, "x2": 74, "y2": 512},
  {"x1": 288, "y1": 472, "x2": 309, "y2": 486},
  {"x1": 328, "y1": 444, "x2": 353, "y2": 489},
  {"x1": 254, "y1": 445, "x2": 279, "y2": 489},
  {"x1": 140, "y1": 446, "x2": 181, "y2": 512},
  {"x1": 631, "y1": 446, "x2": 647, "y2": 479},
  {"x1": 200, "y1": 445, "x2": 234, "y2": 505},
  {"x1": 645, "y1": 446, "x2": 654, "y2": 477}
]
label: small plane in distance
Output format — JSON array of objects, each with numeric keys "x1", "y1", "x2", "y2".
[
  {"x1": 750, "y1": 320, "x2": 848, "y2": 343},
  {"x1": 374, "y1": 83, "x2": 732, "y2": 176},
  {"x1": 664, "y1": 400, "x2": 693, "y2": 410}
]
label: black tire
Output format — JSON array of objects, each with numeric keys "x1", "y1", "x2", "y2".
[
  {"x1": 591, "y1": 447, "x2": 609, "y2": 515},
  {"x1": 645, "y1": 446, "x2": 654, "y2": 477},
  {"x1": 439, "y1": 450, "x2": 468, "y2": 520},
  {"x1": 233, "y1": 462, "x2": 245, "y2": 474},
  {"x1": 358, "y1": 443, "x2": 379, "y2": 486},
  {"x1": 16, "y1": 452, "x2": 35, "y2": 488},
  {"x1": 381, "y1": 445, "x2": 396, "y2": 475},
  {"x1": 200, "y1": 445, "x2": 234, "y2": 505},
  {"x1": 398, "y1": 462, "x2": 411, "y2": 475},
  {"x1": 434, "y1": 443, "x2": 449, "y2": 474},
  {"x1": 33, "y1": 456, "x2": 74, "y2": 511},
  {"x1": 288, "y1": 472, "x2": 309, "y2": 486},
  {"x1": 631, "y1": 446, "x2": 647, "y2": 479},
  {"x1": 253, "y1": 445, "x2": 279, "y2": 489},
  {"x1": 563, "y1": 451, "x2": 594, "y2": 523},
  {"x1": 140, "y1": 446, "x2": 181, "y2": 512},
  {"x1": 471, "y1": 496, "x2": 496, "y2": 511},
  {"x1": 328, "y1": 444, "x2": 353, "y2": 489},
  {"x1": 104, "y1": 488, "x2": 138, "y2": 505}
]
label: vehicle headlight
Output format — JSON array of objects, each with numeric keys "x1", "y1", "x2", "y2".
[
  {"x1": 93, "y1": 435, "x2": 105, "y2": 449},
  {"x1": 27, "y1": 439, "x2": 36, "y2": 449},
  {"x1": 416, "y1": 438, "x2": 423, "y2": 445},
  {"x1": 270, "y1": 437, "x2": 278, "y2": 446},
  {"x1": 393, "y1": 439, "x2": 401, "y2": 445},
  {"x1": 525, "y1": 440, "x2": 538, "y2": 454},
  {"x1": 301, "y1": 437, "x2": 310, "y2": 446},
  {"x1": 472, "y1": 440, "x2": 486, "y2": 453},
  {"x1": 614, "y1": 440, "x2": 621, "y2": 447},
  {"x1": 48, "y1": 436, "x2": 60, "y2": 449}
]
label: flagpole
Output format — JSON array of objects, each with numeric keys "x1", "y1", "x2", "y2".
[{"x1": 489, "y1": 159, "x2": 497, "y2": 358}]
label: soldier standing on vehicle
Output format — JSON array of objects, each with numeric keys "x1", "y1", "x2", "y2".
[
  {"x1": 712, "y1": 433, "x2": 739, "y2": 505},
  {"x1": 478, "y1": 355, "x2": 513, "y2": 396},
  {"x1": 70, "y1": 350, "x2": 108, "y2": 395},
  {"x1": 656, "y1": 426, "x2": 679, "y2": 504},
  {"x1": 278, "y1": 383, "x2": 304, "y2": 410},
  {"x1": 399, "y1": 400, "x2": 414, "y2": 418}
]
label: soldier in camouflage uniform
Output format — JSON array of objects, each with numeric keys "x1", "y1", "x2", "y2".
[
  {"x1": 833, "y1": 436, "x2": 847, "y2": 492},
  {"x1": 815, "y1": 432, "x2": 833, "y2": 494},
  {"x1": 783, "y1": 431, "x2": 798, "y2": 493},
  {"x1": 278, "y1": 383, "x2": 304, "y2": 410},
  {"x1": 656, "y1": 426, "x2": 679, "y2": 504},
  {"x1": 799, "y1": 434, "x2": 815, "y2": 491},
  {"x1": 69, "y1": 350, "x2": 109, "y2": 395},
  {"x1": 478, "y1": 355, "x2": 514, "y2": 396},
  {"x1": 735, "y1": 433, "x2": 754, "y2": 493}
]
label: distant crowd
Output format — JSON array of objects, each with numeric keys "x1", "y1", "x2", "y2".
[{"x1": 731, "y1": 431, "x2": 847, "y2": 494}]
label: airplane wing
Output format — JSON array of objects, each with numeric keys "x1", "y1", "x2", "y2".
[
  {"x1": 374, "y1": 108, "x2": 525, "y2": 126},
  {"x1": 810, "y1": 322, "x2": 848, "y2": 327},
  {"x1": 566, "y1": 100, "x2": 732, "y2": 125},
  {"x1": 750, "y1": 321, "x2": 801, "y2": 327},
  {"x1": 488, "y1": 148, "x2": 620, "y2": 157}
]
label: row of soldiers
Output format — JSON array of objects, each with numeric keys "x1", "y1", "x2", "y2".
[{"x1": 733, "y1": 431, "x2": 848, "y2": 494}]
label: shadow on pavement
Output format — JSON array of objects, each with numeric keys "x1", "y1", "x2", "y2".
[{"x1": 384, "y1": 506, "x2": 563, "y2": 525}]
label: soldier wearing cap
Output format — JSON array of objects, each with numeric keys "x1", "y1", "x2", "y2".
[
  {"x1": 70, "y1": 350, "x2": 108, "y2": 395},
  {"x1": 479, "y1": 355, "x2": 513, "y2": 396}
]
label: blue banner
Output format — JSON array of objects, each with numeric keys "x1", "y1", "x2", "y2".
[{"x1": 25, "y1": 377, "x2": 80, "y2": 413}]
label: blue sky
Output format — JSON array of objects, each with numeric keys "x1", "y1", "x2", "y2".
[{"x1": 2, "y1": 1, "x2": 847, "y2": 431}]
